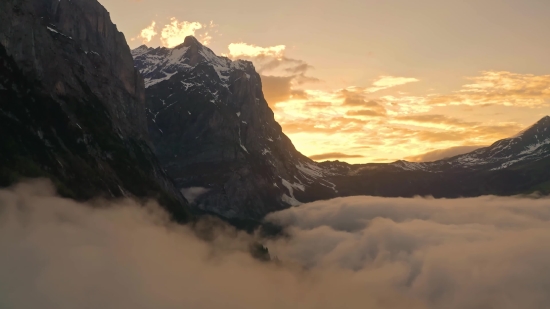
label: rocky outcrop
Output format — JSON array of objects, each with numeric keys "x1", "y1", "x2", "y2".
[
  {"x1": 134, "y1": 37, "x2": 338, "y2": 220},
  {"x1": 0, "y1": 0, "x2": 190, "y2": 222}
]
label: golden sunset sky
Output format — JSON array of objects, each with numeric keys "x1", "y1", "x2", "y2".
[{"x1": 100, "y1": 0, "x2": 550, "y2": 163}]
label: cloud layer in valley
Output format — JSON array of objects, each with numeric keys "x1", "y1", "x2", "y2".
[{"x1": 2, "y1": 180, "x2": 550, "y2": 309}]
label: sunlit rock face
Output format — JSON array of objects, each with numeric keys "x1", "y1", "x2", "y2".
[
  {"x1": 0, "y1": 0, "x2": 190, "y2": 222},
  {"x1": 133, "y1": 37, "x2": 338, "y2": 220}
]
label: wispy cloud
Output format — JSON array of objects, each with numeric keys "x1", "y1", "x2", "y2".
[
  {"x1": 309, "y1": 152, "x2": 365, "y2": 161},
  {"x1": 227, "y1": 43, "x2": 286, "y2": 59},
  {"x1": 225, "y1": 42, "x2": 318, "y2": 106},
  {"x1": 270, "y1": 69, "x2": 548, "y2": 162},
  {"x1": 429, "y1": 71, "x2": 550, "y2": 108},
  {"x1": 367, "y1": 76, "x2": 420, "y2": 92}
]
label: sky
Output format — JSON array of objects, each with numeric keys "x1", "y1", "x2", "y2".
[{"x1": 100, "y1": 0, "x2": 550, "y2": 163}]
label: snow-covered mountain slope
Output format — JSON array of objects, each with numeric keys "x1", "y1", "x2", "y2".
[
  {"x1": 444, "y1": 116, "x2": 550, "y2": 170},
  {"x1": 320, "y1": 116, "x2": 550, "y2": 175},
  {"x1": 385, "y1": 116, "x2": 550, "y2": 173},
  {"x1": 133, "y1": 37, "x2": 337, "y2": 219}
]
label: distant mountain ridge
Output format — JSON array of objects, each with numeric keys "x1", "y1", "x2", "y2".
[
  {"x1": 320, "y1": 116, "x2": 550, "y2": 198},
  {"x1": 394, "y1": 116, "x2": 550, "y2": 172},
  {"x1": 338, "y1": 115, "x2": 550, "y2": 174}
]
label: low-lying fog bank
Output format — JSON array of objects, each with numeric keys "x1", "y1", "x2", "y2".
[{"x1": 1, "y1": 180, "x2": 549, "y2": 309}]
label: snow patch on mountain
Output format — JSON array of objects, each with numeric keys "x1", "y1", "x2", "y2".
[
  {"x1": 390, "y1": 117, "x2": 550, "y2": 172},
  {"x1": 281, "y1": 178, "x2": 304, "y2": 206},
  {"x1": 391, "y1": 160, "x2": 431, "y2": 171},
  {"x1": 145, "y1": 71, "x2": 177, "y2": 88},
  {"x1": 282, "y1": 194, "x2": 301, "y2": 206}
]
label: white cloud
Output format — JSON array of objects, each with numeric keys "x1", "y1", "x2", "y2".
[
  {"x1": 366, "y1": 76, "x2": 420, "y2": 92},
  {"x1": 137, "y1": 21, "x2": 158, "y2": 44},
  {"x1": 133, "y1": 18, "x2": 215, "y2": 48},
  {"x1": 227, "y1": 43, "x2": 286, "y2": 59},
  {"x1": 429, "y1": 71, "x2": 550, "y2": 108},
  {"x1": 160, "y1": 18, "x2": 204, "y2": 48}
]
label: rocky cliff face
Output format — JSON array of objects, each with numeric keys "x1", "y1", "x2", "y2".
[
  {"x1": 134, "y1": 37, "x2": 338, "y2": 220},
  {"x1": 0, "y1": 0, "x2": 146, "y2": 139},
  {"x1": 0, "y1": 0, "x2": 190, "y2": 222}
]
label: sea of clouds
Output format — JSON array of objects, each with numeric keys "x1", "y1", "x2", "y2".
[{"x1": 1, "y1": 179, "x2": 549, "y2": 309}]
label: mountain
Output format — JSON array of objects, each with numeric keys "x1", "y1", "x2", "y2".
[
  {"x1": 133, "y1": 37, "x2": 338, "y2": 220},
  {"x1": 0, "y1": 0, "x2": 190, "y2": 222},
  {"x1": 321, "y1": 116, "x2": 550, "y2": 197},
  {"x1": 3, "y1": 0, "x2": 546, "y2": 225},
  {"x1": 133, "y1": 36, "x2": 550, "y2": 220}
]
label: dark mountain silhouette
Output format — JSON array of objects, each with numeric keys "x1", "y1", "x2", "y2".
[{"x1": 0, "y1": 0, "x2": 190, "y2": 222}]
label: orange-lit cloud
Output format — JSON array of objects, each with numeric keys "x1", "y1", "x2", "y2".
[
  {"x1": 429, "y1": 71, "x2": 550, "y2": 108},
  {"x1": 226, "y1": 42, "x2": 319, "y2": 107},
  {"x1": 309, "y1": 152, "x2": 364, "y2": 161},
  {"x1": 160, "y1": 18, "x2": 204, "y2": 48},
  {"x1": 394, "y1": 114, "x2": 480, "y2": 128},
  {"x1": 346, "y1": 109, "x2": 386, "y2": 117},
  {"x1": 136, "y1": 21, "x2": 157, "y2": 44},
  {"x1": 274, "y1": 86, "x2": 525, "y2": 163},
  {"x1": 134, "y1": 18, "x2": 215, "y2": 47},
  {"x1": 261, "y1": 75, "x2": 294, "y2": 105}
]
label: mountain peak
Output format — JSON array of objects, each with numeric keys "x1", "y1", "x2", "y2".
[
  {"x1": 172, "y1": 36, "x2": 204, "y2": 50},
  {"x1": 535, "y1": 115, "x2": 550, "y2": 125},
  {"x1": 184, "y1": 35, "x2": 202, "y2": 46},
  {"x1": 131, "y1": 45, "x2": 153, "y2": 58},
  {"x1": 513, "y1": 115, "x2": 550, "y2": 138}
]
